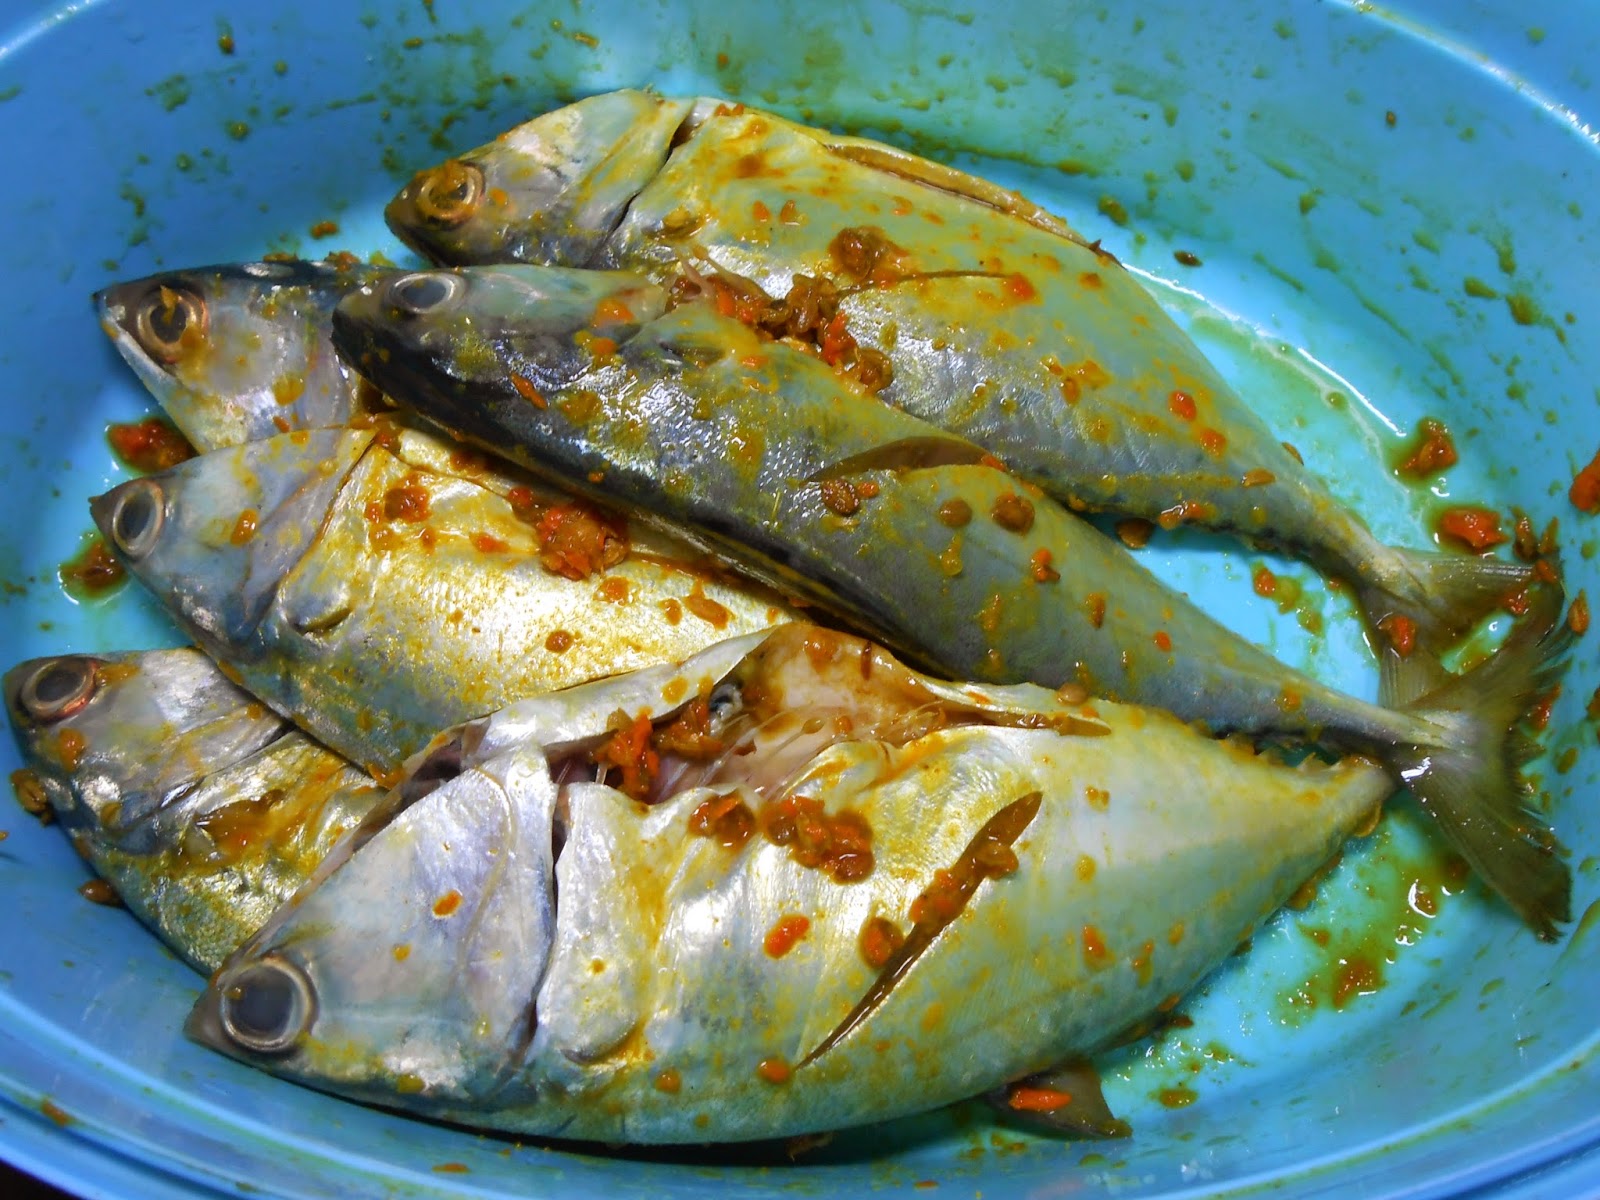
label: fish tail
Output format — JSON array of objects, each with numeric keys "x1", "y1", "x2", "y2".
[
  {"x1": 1380, "y1": 586, "x2": 1575, "y2": 940},
  {"x1": 1358, "y1": 547, "x2": 1530, "y2": 654}
]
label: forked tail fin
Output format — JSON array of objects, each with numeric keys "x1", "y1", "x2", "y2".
[
  {"x1": 1382, "y1": 586, "x2": 1575, "y2": 940},
  {"x1": 1360, "y1": 548, "x2": 1531, "y2": 656}
]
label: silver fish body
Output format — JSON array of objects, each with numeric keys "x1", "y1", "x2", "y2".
[
  {"x1": 385, "y1": 90, "x2": 1526, "y2": 650},
  {"x1": 96, "y1": 259, "x2": 393, "y2": 452},
  {"x1": 89, "y1": 418, "x2": 796, "y2": 778},
  {"x1": 4, "y1": 648, "x2": 380, "y2": 972},
  {"x1": 331, "y1": 268, "x2": 1574, "y2": 935},
  {"x1": 187, "y1": 625, "x2": 1393, "y2": 1142}
]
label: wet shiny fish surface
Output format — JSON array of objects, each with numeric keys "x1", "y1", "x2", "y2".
[
  {"x1": 385, "y1": 89, "x2": 1527, "y2": 650},
  {"x1": 188, "y1": 625, "x2": 1393, "y2": 1143},
  {"x1": 89, "y1": 419, "x2": 796, "y2": 777},
  {"x1": 4, "y1": 648, "x2": 381, "y2": 972},
  {"x1": 334, "y1": 267, "x2": 1575, "y2": 935}
]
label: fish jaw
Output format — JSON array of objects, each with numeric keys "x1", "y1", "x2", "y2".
[
  {"x1": 95, "y1": 261, "x2": 390, "y2": 452},
  {"x1": 187, "y1": 744, "x2": 560, "y2": 1106},
  {"x1": 384, "y1": 90, "x2": 696, "y2": 268},
  {"x1": 89, "y1": 427, "x2": 376, "y2": 655}
]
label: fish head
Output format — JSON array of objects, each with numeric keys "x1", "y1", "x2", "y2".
[
  {"x1": 330, "y1": 264, "x2": 666, "y2": 426},
  {"x1": 95, "y1": 260, "x2": 391, "y2": 451},
  {"x1": 384, "y1": 90, "x2": 696, "y2": 266},
  {"x1": 186, "y1": 741, "x2": 560, "y2": 1108},
  {"x1": 4, "y1": 648, "x2": 286, "y2": 850},
  {"x1": 88, "y1": 428, "x2": 376, "y2": 653}
]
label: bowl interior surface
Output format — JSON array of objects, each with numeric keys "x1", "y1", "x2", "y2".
[{"x1": 0, "y1": 1, "x2": 1596, "y2": 1197}]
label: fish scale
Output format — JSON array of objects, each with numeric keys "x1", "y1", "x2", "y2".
[
  {"x1": 186, "y1": 625, "x2": 1395, "y2": 1143},
  {"x1": 331, "y1": 266, "x2": 1574, "y2": 935},
  {"x1": 386, "y1": 89, "x2": 1529, "y2": 652}
]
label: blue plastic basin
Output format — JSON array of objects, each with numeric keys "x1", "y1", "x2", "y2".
[{"x1": 0, "y1": 2, "x2": 1596, "y2": 1196}]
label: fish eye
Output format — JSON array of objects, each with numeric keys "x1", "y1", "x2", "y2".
[
  {"x1": 108, "y1": 480, "x2": 166, "y2": 559},
  {"x1": 388, "y1": 272, "x2": 463, "y2": 317},
  {"x1": 218, "y1": 954, "x2": 316, "y2": 1055},
  {"x1": 18, "y1": 657, "x2": 98, "y2": 724},
  {"x1": 133, "y1": 284, "x2": 207, "y2": 364},
  {"x1": 412, "y1": 159, "x2": 485, "y2": 227}
]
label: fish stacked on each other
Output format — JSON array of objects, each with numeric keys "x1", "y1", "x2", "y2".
[{"x1": 5, "y1": 91, "x2": 1577, "y2": 1145}]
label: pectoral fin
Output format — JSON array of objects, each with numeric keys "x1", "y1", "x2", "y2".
[
  {"x1": 808, "y1": 437, "x2": 991, "y2": 480},
  {"x1": 987, "y1": 1059, "x2": 1130, "y2": 1139}
]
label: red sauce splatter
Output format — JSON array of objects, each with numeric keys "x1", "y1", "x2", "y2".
[{"x1": 106, "y1": 418, "x2": 195, "y2": 473}]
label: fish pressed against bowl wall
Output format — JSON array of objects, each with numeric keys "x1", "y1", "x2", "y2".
[{"x1": 0, "y1": 1, "x2": 1596, "y2": 1197}]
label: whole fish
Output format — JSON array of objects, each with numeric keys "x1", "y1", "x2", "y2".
[
  {"x1": 89, "y1": 416, "x2": 796, "y2": 779},
  {"x1": 384, "y1": 89, "x2": 1526, "y2": 651},
  {"x1": 331, "y1": 267, "x2": 1574, "y2": 936},
  {"x1": 96, "y1": 258, "x2": 393, "y2": 451},
  {"x1": 4, "y1": 648, "x2": 381, "y2": 972},
  {"x1": 187, "y1": 624, "x2": 1396, "y2": 1143}
]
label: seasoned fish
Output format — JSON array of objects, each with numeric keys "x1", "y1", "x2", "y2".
[
  {"x1": 4, "y1": 648, "x2": 381, "y2": 972},
  {"x1": 89, "y1": 418, "x2": 796, "y2": 778},
  {"x1": 96, "y1": 258, "x2": 393, "y2": 451},
  {"x1": 187, "y1": 625, "x2": 1396, "y2": 1142},
  {"x1": 332, "y1": 268, "x2": 1574, "y2": 935},
  {"x1": 385, "y1": 90, "x2": 1526, "y2": 650}
]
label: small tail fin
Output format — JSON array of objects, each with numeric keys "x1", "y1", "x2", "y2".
[
  {"x1": 1360, "y1": 548, "x2": 1531, "y2": 655},
  {"x1": 1383, "y1": 586, "x2": 1575, "y2": 940}
]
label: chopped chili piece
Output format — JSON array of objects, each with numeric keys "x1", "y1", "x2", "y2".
[
  {"x1": 106, "y1": 418, "x2": 195, "y2": 473},
  {"x1": 1570, "y1": 591, "x2": 1590, "y2": 635},
  {"x1": 763, "y1": 914, "x2": 811, "y2": 958},
  {"x1": 1395, "y1": 417, "x2": 1458, "y2": 479},
  {"x1": 819, "y1": 478, "x2": 860, "y2": 516},
  {"x1": 1030, "y1": 548, "x2": 1060, "y2": 582},
  {"x1": 535, "y1": 502, "x2": 628, "y2": 579},
  {"x1": 594, "y1": 711, "x2": 659, "y2": 800},
  {"x1": 1571, "y1": 449, "x2": 1600, "y2": 513},
  {"x1": 383, "y1": 484, "x2": 431, "y2": 522},
  {"x1": 991, "y1": 493, "x2": 1035, "y2": 533},
  {"x1": 688, "y1": 791, "x2": 755, "y2": 848},
  {"x1": 760, "y1": 794, "x2": 875, "y2": 883},
  {"x1": 1436, "y1": 506, "x2": 1506, "y2": 552},
  {"x1": 1008, "y1": 1086, "x2": 1073, "y2": 1112},
  {"x1": 1167, "y1": 390, "x2": 1197, "y2": 421},
  {"x1": 1116, "y1": 518, "x2": 1153, "y2": 548},
  {"x1": 937, "y1": 499, "x2": 972, "y2": 527},
  {"x1": 859, "y1": 916, "x2": 905, "y2": 968},
  {"x1": 654, "y1": 696, "x2": 725, "y2": 759},
  {"x1": 1378, "y1": 614, "x2": 1417, "y2": 657}
]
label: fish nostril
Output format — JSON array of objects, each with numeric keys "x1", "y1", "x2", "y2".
[
  {"x1": 219, "y1": 955, "x2": 316, "y2": 1055},
  {"x1": 388, "y1": 272, "x2": 462, "y2": 317},
  {"x1": 109, "y1": 480, "x2": 166, "y2": 559},
  {"x1": 18, "y1": 657, "x2": 98, "y2": 724},
  {"x1": 413, "y1": 159, "x2": 484, "y2": 227}
]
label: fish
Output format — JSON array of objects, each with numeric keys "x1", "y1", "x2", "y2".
[
  {"x1": 384, "y1": 89, "x2": 1527, "y2": 652},
  {"x1": 96, "y1": 258, "x2": 395, "y2": 452},
  {"x1": 88, "y1": 416, "x2": 797, "y2": 779},
  {"x1": 4, "y1": 647, "x2": 382, "y2": 972},
  {"x1": 186, "y1": 623, "x2": 1398, "y2": 1143},
  {"x1": 331, "y1": 267, "x2": 1575, "y2": 936}
]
